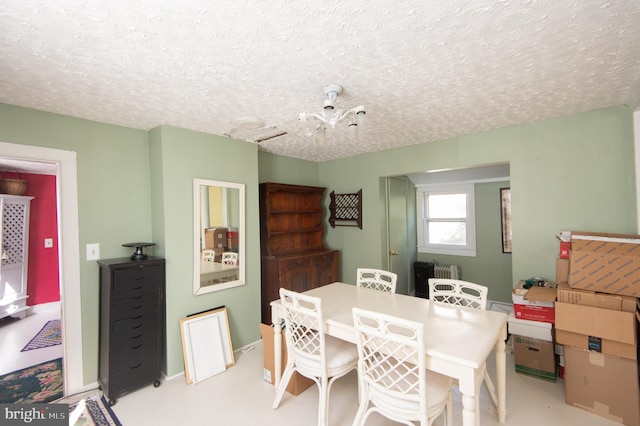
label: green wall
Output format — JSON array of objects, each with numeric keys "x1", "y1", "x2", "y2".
[
  {"x1": 258, "y1": 152, "x2": 319, "y2": 185},
  {"x1": 318, "y1": 106, "x2": 637, "y2": 303},
  {"x1": 148, "y1": 126, "x2": 261, "y2": 376}
]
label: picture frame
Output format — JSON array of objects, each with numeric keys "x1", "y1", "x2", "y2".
[
  {"x1": 500, "y1": 187, "x2": 512, "y2": 253},
  {"x1": 179, "y1": 306, "x2": 235, "y2": 384}
]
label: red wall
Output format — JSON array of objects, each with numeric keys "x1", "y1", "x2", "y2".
[{"x1": 20, "y1": 173, "x2": 60, "y2": 305}]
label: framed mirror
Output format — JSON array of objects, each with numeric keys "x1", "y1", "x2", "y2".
[{"x1": 193, "y1": 179, "x2": 245, "y2": 295}]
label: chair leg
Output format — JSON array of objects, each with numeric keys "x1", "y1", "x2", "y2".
[
  {"x1": 272, "y1": 362, "x2": 295, "y2": 409},
  {"x1": 483, "y1": 371, "x2": 498, "y2": 408},
  {"x1": 445, "y1": 388, "x2": 453, "y2": 426},
  {"x1": 317, "y1": 376, "x2": 329, "y2": 426}
]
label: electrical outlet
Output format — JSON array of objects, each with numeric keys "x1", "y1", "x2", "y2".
[
  {"x1": 44, "y1": 238, "x2": 53, "y2": 248},
  {"x1": 86, "y1": 243, "x2": 100, "y2": 261}
]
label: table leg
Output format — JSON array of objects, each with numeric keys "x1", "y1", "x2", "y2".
[
  {"x1": 495, "y1": 324, "x2": 507, "y2": 423},
  {"x1": 461, "y1": 393, "x2": 477, "y2": 426},
  {"x1": 273, "y1": 310, "x2": 282, "y2": 391}
]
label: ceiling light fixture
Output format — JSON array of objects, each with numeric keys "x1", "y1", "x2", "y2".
[{"x1": 298, "y1": 84, "x2": 365, "y2": 141}]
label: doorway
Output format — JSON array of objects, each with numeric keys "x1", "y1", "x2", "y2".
[{"x1": 0, "y1": 142, "x2": 83, "y2": 396}]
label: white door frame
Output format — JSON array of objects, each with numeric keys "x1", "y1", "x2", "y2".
[{"x1": 0, "y1": 141, "x2": 83, "y2": 395}]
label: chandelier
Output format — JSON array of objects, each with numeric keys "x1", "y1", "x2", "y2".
[{"x1": 298, "y1": 84, "x2": 365, "y2": 141}]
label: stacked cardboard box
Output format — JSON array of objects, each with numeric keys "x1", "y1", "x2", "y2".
[
  {"x1": 510, "y1": 281, "x2": 558, "y2": 382},
  {"x1": 557, "y1": 231, "x2": 640, "y2": 426}
]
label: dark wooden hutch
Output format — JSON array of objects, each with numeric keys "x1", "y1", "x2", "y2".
[{"x1": 259, "y1": 182, "x2": 340, "y2": 324}]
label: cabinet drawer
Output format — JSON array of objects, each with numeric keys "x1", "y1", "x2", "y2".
[
  {"x1": 284, "y1": 257, "x2": 311, "y2": 269},
  {"x1": 112, "y1": 266, "x2": 162, "y2": 299},
  {"x1": 112, "y1": 293, "x2": 160, "y2": 320},
  {"x1": 109, "y1": 360, "x2": 158, "y2": 395},
  {"x1": 311, "y1": 253, "x2": 335, "y2": 265},
  {"x1": 110, "y1": 337, "x2": 159, "y2": 372},
  {"x1": 112, "y1": 313, "x2": 158, "y2": 341}
]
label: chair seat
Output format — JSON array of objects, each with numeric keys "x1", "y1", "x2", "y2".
[{"x1": 294, "y1": 335, "x2": 358, "y2": 377}]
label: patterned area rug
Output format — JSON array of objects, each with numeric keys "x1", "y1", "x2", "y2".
[
  {"x1": 0, "y1": 358, "x2": 63, "y2": 403},
  {"x1": 21, "y1": 319, "x2": 62, "y2": 352},
  {"x1": 56, "y1": 390, "x2": 123, "y2": 426}
]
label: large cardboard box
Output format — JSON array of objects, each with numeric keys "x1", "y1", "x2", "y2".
[
  {"x1": 556, "y1": 282, "x2": 637, "y2": 312},
  {"x1": 205, "y1": 227, "x2": 228, "y2": 249},
  {"x1": 260, "y1": 323, "x2": 314, "y2": 396},
  {"x1": 564, "y1": 346, "x2": 640, "y2": 426},
  {"x1": 569, "y1": 231, "x2": 640, "y2": 298},
  {"x1": 556, "y1": 258, "x2": 569, "y2": 283},
  {"x1": 513, "y1": 335, "x2": 556, "y2": 382},
  {"x1": 555, "y1": 302, "x2": 638, "y2": 360}
]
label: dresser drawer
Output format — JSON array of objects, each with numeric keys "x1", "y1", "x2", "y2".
[
  {"x1": 112, "y1": 265, "x2": 163, "y2": 300},
  {"x1": 110, "y1": 337, "x2": 159, "y2": 372},
  {"x1": 311, "y1": 252, "x2": 336, "y2": 265},
  {"x1": 112, "y1": 293, "x2": 160, "y2": 320},
  {"x1": 284, "y1": 257, "x2": 311, "y2": 269},
  {"x1": 111, "y1": 313, "x2": 158, "y2": 341},
  {"x1": 109, "y1": 360, "x2": 158, "y2": 395}
]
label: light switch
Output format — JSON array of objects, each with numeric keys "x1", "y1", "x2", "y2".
[
  {"x1": 44, "y1": 238, "x2": 53, "y2": 248},
  {"x1": 86, "y1": 243, "x2": 100, "y2": 261}
]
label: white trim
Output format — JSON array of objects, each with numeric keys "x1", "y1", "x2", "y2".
[
  {"x1": 634, "y1": 110, "x2": 640, "y2": 232},
  {"x1": 416, "y1": 182, "x2": 477, "y2": 257},
  {"x1": 0, "y1": 142, "x2": 83, "y2": 396}
]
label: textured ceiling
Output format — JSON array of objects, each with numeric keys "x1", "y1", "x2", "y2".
[{"x1": 1, "y1": 1, "x2": 639, "y2": 162}]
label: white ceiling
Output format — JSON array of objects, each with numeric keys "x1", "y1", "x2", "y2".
[{"x1": 1, "y1": 1, "x2": 639, "y2": 163}]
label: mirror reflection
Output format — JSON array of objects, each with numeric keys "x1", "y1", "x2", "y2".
[{"x1": 193, "y1": 179, "x2": 245, "y2": 295}]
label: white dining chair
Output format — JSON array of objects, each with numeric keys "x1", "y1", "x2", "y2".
[
  {"x1": 221, "y1": 252, "x2": 238, "y2": 265},
  {"x1": 352, "y1": 307, "x2": 453, "y2": 426},
  {"x1": 202, "y1": 249, "x2": 215, "y2": 262},
  {"x1": 273, "y1": 288, "x2": 359, "y2": 426},
  {"x1": 356, "y1": 268, "x2": 398, "y2": 293},
  {"x1": 428, "y1": 278, "x2": 498, "y2": 410}
]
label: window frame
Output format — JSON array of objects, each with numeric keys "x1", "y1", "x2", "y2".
[{"x1": 416, "y1": 182, "x2": 477, "y2": 257}]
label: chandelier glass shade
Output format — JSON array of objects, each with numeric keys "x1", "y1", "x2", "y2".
[{"x1": 298, "y1": 84, "x2": 365, "y2": 141}]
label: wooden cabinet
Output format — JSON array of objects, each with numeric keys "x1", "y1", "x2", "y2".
[
  {"x1": 97, "y1": 256, "x2": 165, "y2": 405},
  {"x1": 0, "y1": 195, "x2": 33, "y2": 320},
  {"x1": 260, "y1": 182, "x2": 339, "y2": 324}
]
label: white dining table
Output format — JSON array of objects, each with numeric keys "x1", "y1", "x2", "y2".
[
  {"x1": 200, "y1": 260, "x2": 239, "y2": 283},
  {"x1": 270, "y1": 282, "x2": 508, "y2": 426}
]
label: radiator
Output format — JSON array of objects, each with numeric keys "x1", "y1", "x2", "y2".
[
  {"x1": 414, "y1": 261, "x2": 461, "y2": 299},
  {"x1": 434, "y1": 263, "x2": 461, "y2": 280}
]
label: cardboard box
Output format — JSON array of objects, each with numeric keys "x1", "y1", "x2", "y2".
[
  {"x1": 569, "y1": 231, "x2": 640, "y2": 298},
  {"x1": 205, "y1": 227, "x2": 228, "y2": 249},
  {"x1": 227, "y1": 230, "x2": 239, "y2": 250},
  {"x1": 564, "y1": 346, "x2": 640, "y2": 426},
  {"x1": 556, "y1": 258, "x2": 569, "y2": 283},
  {"x1": 260, "y1": 323, "x2": 314, "y2": 396},
  {"x1": 555, "y1": 302, "x2": 638, "y2": 360},
  {"x1": 556, "y1": 282, "x2": 637, "y2": 312},
  {"x1": 513, "y1": 335, "x2": 556, "y2": 382},
  {"x1": 508, "y1": 313, "x2": 554, "y2": 341},
  {"x1": 512, "y1": 283, "x2": 556, "y2": 323},
  {"x1": 559, "y1": 240, "x2": 571, "y2": 259}
]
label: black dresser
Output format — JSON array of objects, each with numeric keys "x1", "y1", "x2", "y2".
[{"x1": 97, "y1": 256, "x2": 165, "y2": 405}]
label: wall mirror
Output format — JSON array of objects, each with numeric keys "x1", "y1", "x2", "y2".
[{"x1": 193, "y1": 179, "x2": 245, "y2": 295}]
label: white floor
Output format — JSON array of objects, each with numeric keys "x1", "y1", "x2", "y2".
[
  {"x1": 111, "y1": 338, "x2": 620, "y2": 426},
  {"x1": 0, "y1": 303, "x2": 62, "y2": 376}
]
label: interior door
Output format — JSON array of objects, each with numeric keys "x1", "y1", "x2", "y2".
[{"x1": 385, "y1": 177, "x2": 414, "y2": 295}]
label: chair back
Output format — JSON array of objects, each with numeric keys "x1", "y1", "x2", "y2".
[
  {"x1": 352, "y1": 308, "x2": 427, "y2": 419},
  {"x1": 356, "y1": 268, "x2": 398, "y2": 293},
  {"x1": 202, "y1": 249, "x2": 215, "y2": 262},
  {"x1": 279, "y1": 288, "x2": 326, "y2": 376},
  {"x1": 428, "y1": 278, "x2": 488, "y2": 310},
  {"x1": 221, "y1": 252, "x2": 238, "y2": 265}
]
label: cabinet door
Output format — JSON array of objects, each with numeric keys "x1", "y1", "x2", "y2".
[
  {"x1": 283, "y1": 264, "x2": 317, "y2": 293},
  {"x1": 313, "y1": 253, "x2": 339, "y2": 286}
]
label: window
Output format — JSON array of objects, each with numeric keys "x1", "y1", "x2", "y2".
[{"x1": 416, "y1": 183, "x2": 476, "y2": 256}]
